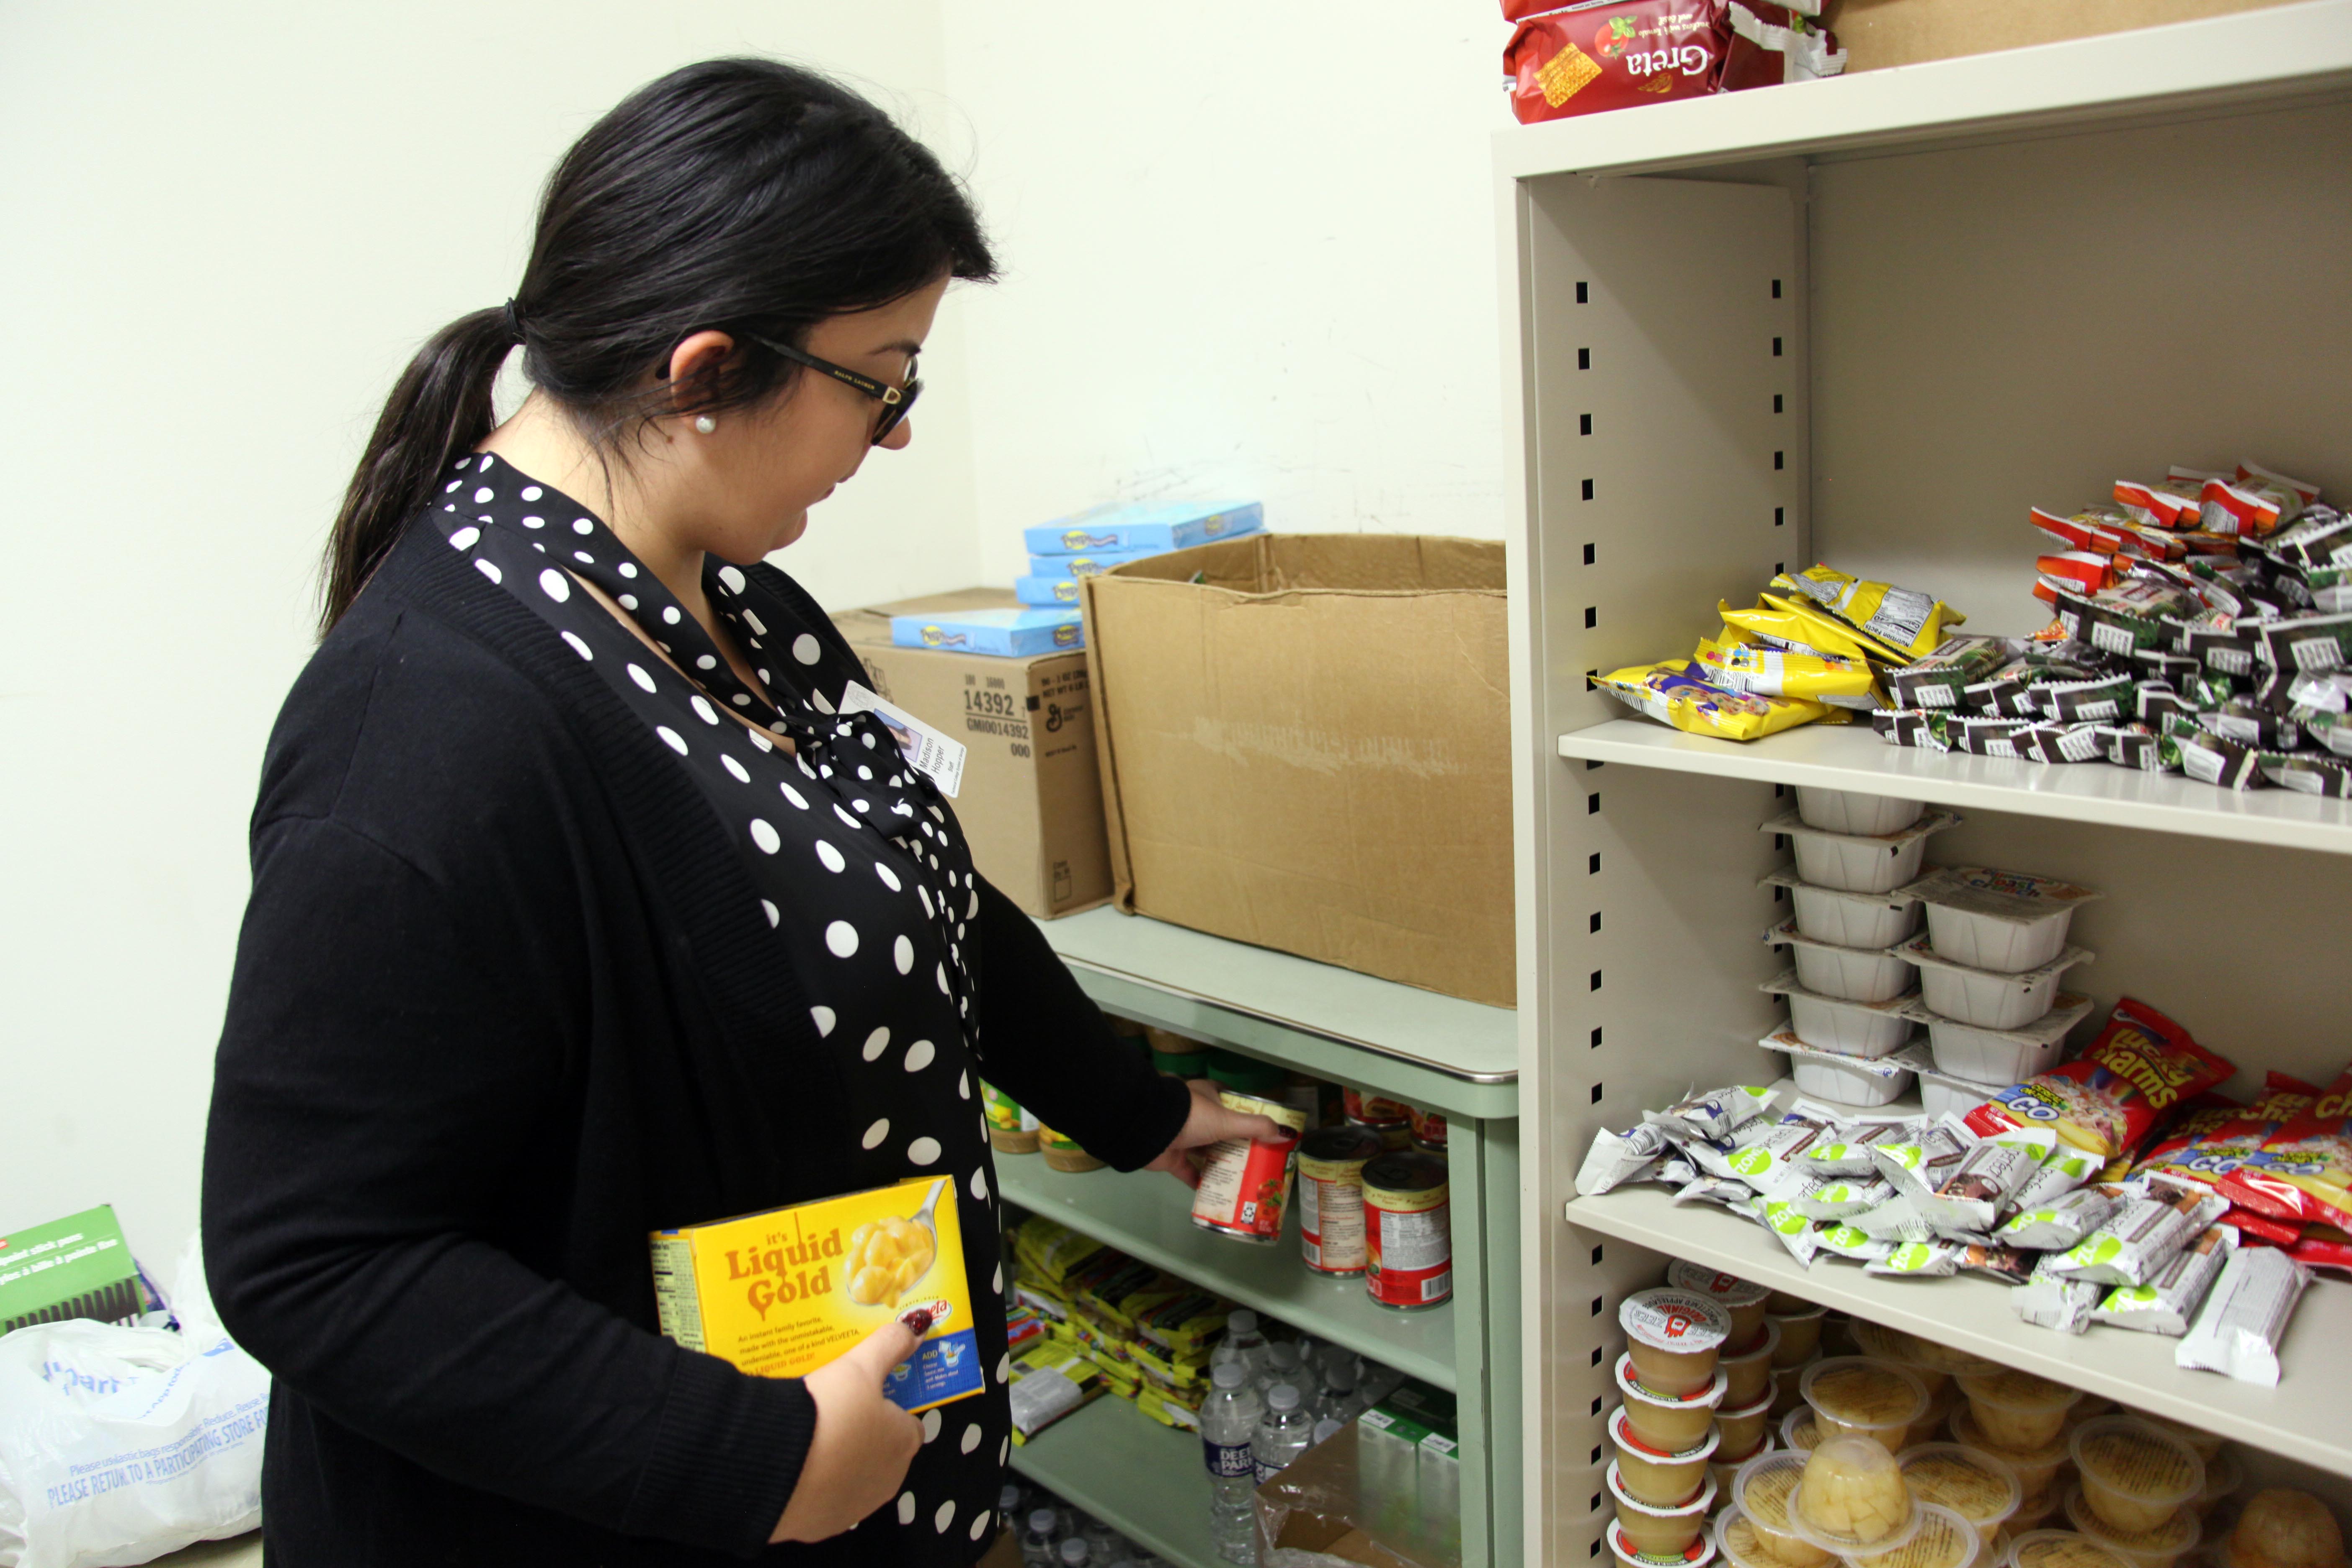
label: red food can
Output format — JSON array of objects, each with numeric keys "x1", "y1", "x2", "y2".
[
  {"x1": 1408, "y1": 1106, "x2": 1448, "y2": 1154},
  {"x1": 1296, "y1": 1124, "x2": 1386, "y2": 1275},
  {"x1": 1363, "y1": 1153, "x2": 1452, "y2": 1310},
  {"x1": 1189, "y1": 1091, "x2": 1308, "y2": 1244}
]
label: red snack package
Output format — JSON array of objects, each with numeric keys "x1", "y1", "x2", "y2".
[
  {"x1": 1720, "y1": 1, "x2": 1844, "y2": 90},
  {"x1": 2228, "y1": 1207, "x2": 2302, "y2": 1248},
  {"x1": 2135, "y1": 1072, "x2": 2320, "y2": 1190},
  {"x1": 2218, "y1": 1064, "x2": 2352, "y2": 1226},
  {"x1": 1962, "y1": 997, "x2": 2236, "y2": 1158},
  {"x1": 2291, "y1": 1222, "x2": 2352, "y2": 1272},
  {"x1": 1506, "y1": 0, "x2": 1731, "y2": 124}
]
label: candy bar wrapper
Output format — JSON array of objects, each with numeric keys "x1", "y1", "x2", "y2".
[
  {"x1": 1721, "y1": 1, "x2": 1845, "y2": 88},
  {"x1": 1957, "y1": 1242, "x2": 2038, "y2": 1286},
  {"x1": 1578, "y1": 1124, "x2": 1671, "y2": 1195},
  {"x1": 2050, "y1": 1176, "x2": 2230, "y2": 1287},
  {"x1": 1867, "y1": 1240, "x2": 1960, "y2": 1278},
  {"x1": 2012, "y1": 1143, "x2": 2102, "y2": 1211},
  {"x1": 2013, "y1": 1251, "x2": 2103, "y2": 1335},
  {"x1": 1920, "y1": 1127, "x2": 2057, "y2": 1236},
  {"x1": 1756, "y1": 1197, "x2": 1824, "y2": 1266},
  {"x1": 2176, "y1": 1243, "x2": 2311, "y2": 1385},
  {"x1": 1849, "y1": 1193, "x2": 1937, "y2": 1243},
  {"x1": 2174, "y1": 725, "x2": 2267, "y2": 789},
  {"x1": 2261, "y1": 751, "x2": 2352, "y2": 797},
  {"x1": 1996, "y1": 1185, "x2": 2117, "y2": 1250},
  {"x1": 2090, "y1": 1223, "x2": 2236, "y2": 1336},
  {"x1": 1889, "y1": 636, "x2": 2015, "y2": 709},
  {"x1": 1793, "y1": 1177, "x2": 1896, "y2": 1222},
  {"x1": 1870, "y1": 1116, "x2": 1974, "y2": 1202},
  {"x1": 1506, "y1": 0, "x2": 1732, "y2": 125}
]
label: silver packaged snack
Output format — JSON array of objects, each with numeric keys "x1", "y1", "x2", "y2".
[
  {"x1": 1956, "y1": 1242, "x2": 2037, "y2": 1286},
  {"x1": 1919, "y1": 1126, "x2": 2058, "y2": 1235},
  {"x1": 1995, "y1": 1184, "x2": 2116, "y2": 1250},
  {"x1": 2011, "y1": 1142, "x2": 2102, "y2": 1211},
  {"x1": 1848, "y1": 1193, "x2": 1937, "y2": 1243},
  {"x1": 1658, "y1": 1154, "x2": 1698, "y2": 1187},
  {"x1": 1647, "y1": 1084, "x2": 1789, "y2": 1144},
  {"x1": 1676, "y1": 1174, "x2": 1761, "y2": 1212},
  {"x1": 2090, "y1": 1223, "x2": 2235, "y2": 1336},
  {"x1": 1865, "y1": 1240, "x2": 1959, "y2": 1278},
  {"x1": 2012, "y1": 1251, "x2": 2102, "y2": 1334},
  {"x1": 1868, "y1": 1116, "x2": 1973, "y2": 1201},
  {"x1": 1719, "y1": 1112, "x2": 1839, "y2": 1199},
  {"x1": 1798, "y1": 1121, "x2": 1919, "y2": 1177},
  {"x1": 1756, "y1": 1197, "x2": 1824, "y2": 1267},
  {"x1": 1577, "y1": 1124, "x2": 1669, "y2": 1195},
  {"x1": 1811, "y1": 1222, "x2": 1892, "y2": 1262},
  {"x1": 1793, "y1": 1177, "x2": 1896, "y2": 1222},
  {"x1": 2049, "y1": 1175, "x2": 2229, "y2": 1287},
  {"x1": 2176, "y1": 1243, "x2": 2311, "y2": 1386}
]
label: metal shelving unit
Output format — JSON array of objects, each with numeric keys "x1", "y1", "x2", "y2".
[
  {"x1": 1026, "y1": 908, "x2": 1522, "y2": 1568},
  {"x1": 1496, "y1": 6, "x2": 2352, "y2": 1563}
]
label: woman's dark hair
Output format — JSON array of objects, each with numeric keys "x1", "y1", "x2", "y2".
[{"x1": 321, "y1": 58, "x2": 995, "y2": 633}]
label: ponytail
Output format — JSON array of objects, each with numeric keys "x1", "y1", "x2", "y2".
[{"x1": 319, "y1": 308, "x2": 515, "y2": 634}]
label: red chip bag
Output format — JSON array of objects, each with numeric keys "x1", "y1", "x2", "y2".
[
  {"x1": 2218, "y1": 1064, "x2": 2352, "y2": 1227},
  {"x1": 2228, "y1": 1207, "x2": 2303, "y2": 1248},
  {"x1": 1963, "y1": 997, "x2": 2235, "y2": 1158},
  {"x1": 2291, "y1": 1222, "x2": 2352, "y2": 1272},
  {"x1": 1506, "y1": 0, "x2": 1730, "y2": 124}
]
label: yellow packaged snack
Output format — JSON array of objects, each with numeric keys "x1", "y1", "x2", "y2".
[
  {"x1": 1772, "y1": 565, "x2": 1967, "y2": 661},
  {"x1": 1596, "y1": 660, "x2": 1828, "y2": 743},
  {"x1": 1697, "y1": 633, "x2": 1883, "y2": 709},
  {"x1": 1720, "y1": 595, "x2": 1911, "y2": 665},
  {"x1": 650, "y1": 1176, "x2": 980, "y2": 1414},
  {"x1": 1011, "y1": 1215, "x2": 1108, "y2": 1286}
]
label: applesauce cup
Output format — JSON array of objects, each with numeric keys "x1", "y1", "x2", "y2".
[
  {"x1": 1623, "y1": 1287, "x2": 1736, "y2": 1397},
  {"x1": 1722, "y1": 1321, "x2": 1784, "y2": 1408},
  {"x1": 1803, "y1": 1357, "x2": 1929, "y2": 1447},
  {"x1": 1770, "y1": 1304, "x2": 1828, "y2": 1367},
  {"x1": 2065, "y1": 1483, "x2": 2203, "y2": 1568},
  {"x1": 1787, "y1": 1436, "x2": 1924, "y2": 1558},
  {"x1": 1771, "y1": 1359, "x2": 1817, "y2": 1420},
  {"x1": 1608, "y1": 1521, "x2": 1719, "y2": 1568},
  {"x1": 2071, "y1": 1416, "x2": 2204, "y2": 1537},
  {"x1": 2190, "y1": 1450, "x2": 2242, "y2": 1519},
  {"x1": 1733, "y1": 1450, "x2": 1836, "y2": 1568},
  {"x1": 1959, "y1": 1369, "x2": 2084, "y2": 1452},
  {"x1": 1715, "y1": 1393, "x2": 1775, "y2": 1462},
  {"x1": 1617, "y1": 1352, "x2": 1730, "y2": 1454},
  {"x1": 1610, "y1": 1462, "x2": 1720, "y2": 1560},
  {"x1": 1610, "y1": 1406, "x2": 1721, "y2": 1507}
]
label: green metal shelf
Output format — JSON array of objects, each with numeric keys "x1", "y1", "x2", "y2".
[
  {"x1": 1011, "y1": 1395, "x2": 1220, "y2": 1568},
  {"x1": 997, "y1": 1153, "x2": 1457, "y2": 1393}
]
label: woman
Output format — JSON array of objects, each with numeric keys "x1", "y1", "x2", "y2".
[{"x1": 202, "y1": 59, "x2": 1274, "y2": 1566}]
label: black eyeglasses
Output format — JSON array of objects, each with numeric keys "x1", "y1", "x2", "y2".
[{"x1": 749, "y1": 334, "x2": 919, "y2": 444}]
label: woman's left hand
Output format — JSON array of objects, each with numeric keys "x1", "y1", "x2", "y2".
[{"x1": 1143, "y1": 1078, "x2": 1285, "y2": 1189}]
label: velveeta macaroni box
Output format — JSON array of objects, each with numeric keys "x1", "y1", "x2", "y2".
[{"x1": 650, "y1": 1176, "x2": 982, "y2": 1415}]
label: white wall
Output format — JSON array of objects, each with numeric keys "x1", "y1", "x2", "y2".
[
  {"x1": 939, "y1": 3, "x2": 1518, "y2": 583},
  {"x1": 0, "y1": 3, "x2": 1521, "y2": 1272},
  {"x1": 0, "y1": 2, "x2": 977, "y2": 1270}
]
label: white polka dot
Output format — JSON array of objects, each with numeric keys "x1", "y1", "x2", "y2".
[
  {"x1": 862, "y1": 1027, "x2": 890, "y2": 1062},
  {"x1": 732, "y1": 693, "x2": 752, "y2": 705},
  {"x1": 718, "y1": 565, "x2": 746, "y2": 594},
  {"x1": 958, "y1": 1071, "x2": 970, "y2": 1100},
  {"x1": 749, "y1": 731, "x2": 773, "y2": 752},
  {"x1": 834, "y1": 805, "x2": 862, "y2": 831},
  {"x1": 896, "y1": 1493, "x2": 916, "y2": 1527},
  {"x1": 473, "y1": 486, "x2": 494, "y2": 503},
  {"x1": 812, "y1": 690, "x2": 835, "y2": 714},
  {"x1": 617, "y1": 561, "x2": 637, "y2": 579},
  {"x1": 861, "y1": 732, "x2": 878, "y2": 750},
  {"x1": 908, "y1": 1137, "x2": 941, "y2": 1166},
  {"x1": 876, "y1": 864, "x2": 902, "y2": 892},
  {"x1": 762, "y1": 900, "x2": 779, "y2": 928},
  {"x1": 658, "y1": 726, "x2": 688, "y2": 756},
  {"x1": 539, "y1": 568, "x2": 570, "y2": 603},
  {"x1": 478, "y1": 455, "x2": 494, "y2": 470},
  {"x1": 747, "y1": 818, "x2": 780, "y2": 854},
  {"x1": 521, "y1": 485, "x2": 542, "y2": 501},
  {"x1": 853, "y1": 800, "x2": 871, "y2": 814},
  {"x1": 449, "y1": 526, "x2": 480, "y2": 550},
  {"x1": 960, "y1": 1423, "x2": 982, "y2": 1456},
  {"x1": 813, "y1": 840, "x2": 846, "y2": 874},
  {"x1": 936, "y1": 964, "x2": 950, "y2": 995},
  {"x1": 968, "y1": 891, "x2": 980, "y2": 918},
  {"x1": 921, "y1": 1409, "x2": 942, "y2": 1443},
  {"x1": 917, "y1": 886, "x2": 934, "y2": 918},
  {"x1": 969, "y1": 1509, "x2": 990, "y2": 1541},
  {"x1": 521, "y1": 515, "x2": 544, "y2": 529},
  {"x1": 998, "y1": 1436, "x2": 1009, "y2": 1465},
  {"x1": 781, "y1": 783, "x2": 808, "y2": 810},
  {"x1": 662, "y1": 606, "x2": 682, "y2": 625},
  {"x1": 690, "y1": 694, "x2": 720, "y2": 726},
  {"x1": 861, "y1": 1118, "x2": 890, "y2": 1149},
  {"x1": 810, "y1": 1006, "x2": 835, "y2": 1036},
  {"x1": 573, "y1": 550, "x2": 594, "y2": 565},
  {"x1": 904, "y1": 1039, "x2": 934, "y2": 1072},
  {"x1": 969, "y1": 1167, "x2": 988, "y2": 1202},
  {"x1": 474, "y1": 558, "x2": 502, "y2": 584},
  {"x1": 743, "y1": 608, "x2": 767, "y2": 634},
  {"x1": 444, "y1": 478, "x2": 462, "y2": 492},
  {"x1": 792, "y1": 633, "x2": 823, "y2": 665},
  {"x1": 618, "y1": 594, "x2": 638, "y2": 610},
  {"x1": 825, "y1": 921, "x2": 859, "y2": 957},
  {"x1": 991, "y1": 1264, "x2": 1003, "y2": 1295},
  {"x1": 627, "y1": 664, "x2": 656, "y2": 693},
  {"x1": 857, "y1": 765, "x2": 873, "y2": 781},
  {"x1": 722, "y1": 754, "x2": 750, "y2": 784},
  {"x1": 934, "y1": 1501, "x2": 956, "y2": 1534},
  {"x1": 572, "y1": 518, "x2": 593, "y2": 535},
  {"x1": 695, "y1": 654, "x2": 717, "y2": 671},
  {"x1": 561, "y1": 631, "x2": 593, "y2": 661},
  {"x1": 995, "y1": 1353, "x2": 1010, "y2": 1384},
  {"x1": 894, "y1": 936, "x2": 915, "y2": 975}
]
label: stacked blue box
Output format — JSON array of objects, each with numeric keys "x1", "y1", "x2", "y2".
[
  {"x1": 1022, "y1": 544, "x2": 1176, "y2": 582},
  {"x1": 889, "y1": 606, "x2": 1083, "y2": 659},
  {"x1": 1013, "y1": 575, "x2": 1085, "y2": 608},
  {"x1": 1021, "y1": 500, "x2": 1262, "y2": 558}
]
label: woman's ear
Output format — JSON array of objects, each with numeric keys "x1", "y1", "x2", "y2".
[{"x1": 663, "y1": 329, "x2": 738, "y2": 402}]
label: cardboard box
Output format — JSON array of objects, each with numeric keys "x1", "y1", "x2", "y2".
[
  {"x1": 1257, "y1": 1425, "x2": 1457, "y2": 1568},
  {"x1": 835, "y1": 588, "x2": 1112, "y2": 919},
  {"x1": 1821, "y1": 0, "x2": 2300, "y2": 72},
  {"x1": 1082, "y1": 535, "x2": 1513, "y2": 1007}
]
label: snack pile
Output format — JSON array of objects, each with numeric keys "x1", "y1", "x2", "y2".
[
  {"x1": 1503, "y1": 0, "x2": 1846, "y2": 126},
  {"x1": 1602, "y1": 1256, "x2": 2349, "y2": 1568}
]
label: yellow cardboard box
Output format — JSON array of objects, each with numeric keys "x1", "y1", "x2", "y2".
[{"x1": 650, "y1": 1176, "x2": 981, "y2": 1415}]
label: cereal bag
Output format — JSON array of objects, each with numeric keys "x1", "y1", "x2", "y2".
[
  {"x1": 2218, "y1": 1064, "x2": 2352, "y2": 1227},
  {"x1": 1962, "y1": 998, "x2": 2234, "y2": 1158}
]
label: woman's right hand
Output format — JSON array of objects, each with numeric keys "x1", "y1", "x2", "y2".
[{"x1": 769, "y1": 1320, "x2": 925, "y2": 1542}]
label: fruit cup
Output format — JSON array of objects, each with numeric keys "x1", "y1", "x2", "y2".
[
  {"x1": 1789, "y1": 1435, "x2": 1924, "y2": 1557},
  {"x1": 1733, "y1": 1450, "x2": 1836, "y2": 1568},
  {"x1": 1958, "y1": 1369, "x2": 2083, "y2": 1452},
  {"x1": 1803, "y1": 1357, "x2": 1928, "y2": 1447},
  {"x1": 1622, "y1": 1287, "x2": 1735, "y2": 1397},
  {"x1": 1617, "y1": 1352, "x2": 1730, "y2": 1454},
  {"x1": 1610, "y1": 1462, "x2": 1720, "y2": 1560},
  {"x1": 1610, "y1": 1406, "x2": 1721, "y2": 1508},
  {"x1": 2071, "y1": 1417, "x2": 2204, "y2": 1537}
]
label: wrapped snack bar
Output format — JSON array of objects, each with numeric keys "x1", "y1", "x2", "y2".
[
  {"x1": 2049, "y1": 1177, "x2": 2228, "y2": 1288},
  {"x1": 1599, "y1": 658, "x2": 1830, "y2": 741},
  {"x1": 2088, "y1": 1222, "x2": 2236, "y2": 1336},
  {"x1": 1775, "y1": 565, "x2": 1967, "y2": 662},
  {"x1": 2175, "y1": 1246, "x2": 2311, "y2": 1387}
]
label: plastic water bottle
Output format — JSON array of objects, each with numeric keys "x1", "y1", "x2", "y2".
[
  {"x1": 1021, "y1": 1509, "x2": 1062, "y2": 1568},
  {"x1": 1211, "y1": 1308, "x2": 1270, "y2": 1385},
  {"x1": 1357, "y1": 1357, "x2": 1405, "y2": 1407},
  {"x1": 1312, "y1": 1416, "x2": 1345, "y2": 1447},
  {"x1": 1252, "y1": 1383, "x2": 1315, "y2": 1483},
  {"x1": 998, "y1": 1484, "x2": 1024, "y2": 1529},
  {"x1": 1256, "y1": 1341, "x2": 1303, "y2": 1398},
  {"x1": 1315, "y1": 1356, "x2": 1361, "y2": 1424},
  {"x1": 1202, "y1": 1360, "x2": 1265, "y2": 1563},
  {"x1": 1083, "y1": 1519, "x2": 1128, "y2": 1565},
  {"x1": 1060, "y1": 1542, "x2": 1091, "y2": 1568}
]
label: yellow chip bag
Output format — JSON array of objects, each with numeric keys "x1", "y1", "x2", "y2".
[
  {"x1": 1696, "y1": 633, "x2": 1883, "y2": 709},
  {"x1": 1595, "y1": 659, "x2": 1827, "y2": 742},
  {"x1": 1718, "y1": 595, "x2": 1908, "y2": 666},
  {"x1": 1772, "y1": 565, "x2": 1966, "y2": 661}
]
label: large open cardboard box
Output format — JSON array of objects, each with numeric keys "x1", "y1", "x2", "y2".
[
  {"x1": 833, "y1": 588, "x2": 1112, "y2": 920},
  {"x1": 1081, "y1": 535, "x2": 1513, "y2": 1007},
  {"x1": 1822, "y1": 0, "x2": 2300, "y2": 71}
]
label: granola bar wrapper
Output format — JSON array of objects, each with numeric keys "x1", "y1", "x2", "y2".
[
  {"x1": 2012, "y1": 1250, "x2": 2101, "y2": 1335},
  {"x1": 2048, "y1": 1175, "x2": 2228, "y2": 1287},
  {"x1": 2175, "y1": 1243, "x2": 2310, "y2": 1385},
  {"x1": 1962, "y1": 997, "x2": 2235, "y2": 1159},
  {"x1": 2218, "y1": 1065, "x2": 2352, "y2": 1228},
  {"x1": 1506, "y1": 0, "x2": 1731, "y2": 124},
  {"x1": 2089, "y1": 1222, "x2": 2236, "y2": 1336}
]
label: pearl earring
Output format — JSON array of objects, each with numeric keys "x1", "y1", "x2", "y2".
[{"x1": 694, "y1": 415, "x2": 716, "y2": 434}]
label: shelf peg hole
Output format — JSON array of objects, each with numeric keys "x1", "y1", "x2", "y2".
[
  {"x1": 1590, "y1": 1345, "x2": 1603, "y2": 1366},
  {"x1": 1591, "y1": 1295, "x2": 1604, "y2": 1316},
  {"x1": 1589, "y1": 910, "x2": 1601, "y2": 934},
  {"x1": 1774, "y1": 451, "x2": 1784, "y2": 471},
  {"x1": 1774, "y1": 394, "x2": 1784, "y2": 413},
  {"x1": 1772, "y1": 278, "x2": 1782, "y2": 299},
  {"x1": 1590, "y1": 1082, "x2": 1604, "y2": 1104},
  {"x1": 1590, "y1": 1397, "x2": 1603, "y2": 1417},
  {"x1": 1591, "y1": 1026, "x2": 1602, "y2": 1047},
  {"x1": 1580, "y1": 413, "x2": 1592, "y2": 436},
  {"x1": 1591, "y1": 1244, "x2": 1604, "y2": 1266},
  {"x1": 1588, "y1": 853, "x2": 1601, "y2": 874},
  {"x1": 1583, "y1": 605, "x2": 1597, "y2": 629},
  {"x1": 1776, "y1": 506, "x2": 1785, "y2": 526},
  {"x1": 1576, "y1": 280, "x2": 1589, "y2": 303},
  {"x1": 1587, "y1": 792, "x2": 1600, "y2": 815},
  {"x1": 1772, "y1": 336, "x2": 1783, "y2": 357},
  {"x1": 1583, "y1": 542, "x2": 1595, "y2": 565},
  {"x1": 1581, "y1": 478, "x2": 1595, "y2": 501},
  {"x1": 1589, "y1": 969, "x2": 1602, "y2": 991},
  {"x1": 1578, "y1": 347, "x2": 1591, "y2": 370}
]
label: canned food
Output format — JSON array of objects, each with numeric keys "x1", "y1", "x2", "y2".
[
  {"x1": 1363, "y1": 1152, "x2": 1451, "y2": 1308},
  {"x1": 980, "y1": 1081, "x2": 1039, "y2": 1155},
  {"x1": 1037, "y1": 1124, "x2": 1104, "y2": 1173},
  {"x1": 1408, "y1": 1105, "x2": 1448, "y2": 1153},
  {"x1": 1296, "y1": 1125, "x2": 1385, "y2": 1274},
  {"x1": 1189, "y1": 1091, "x2": 1309, "y2": 1243},
  {"x1": 1350, "y1": 1115, "x2": 1413, "y2": 1152},
  {"x1": 1344, "y1": 1087, "x2": 1410, "y2": 1127}
]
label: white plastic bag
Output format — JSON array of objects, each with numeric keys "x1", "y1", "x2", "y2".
[{"x1": 0, "y1": 1236, "x2": 268, "y2": 1568}]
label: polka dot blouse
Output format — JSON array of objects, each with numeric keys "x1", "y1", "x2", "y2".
[{"x1": 432, "y1": 453, "x2": 1010, "y2": 1561}]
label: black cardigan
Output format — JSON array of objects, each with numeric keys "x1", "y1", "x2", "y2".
[{"x1": 201, "y1": 517, "x2": 1189, "y2": 1566}]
